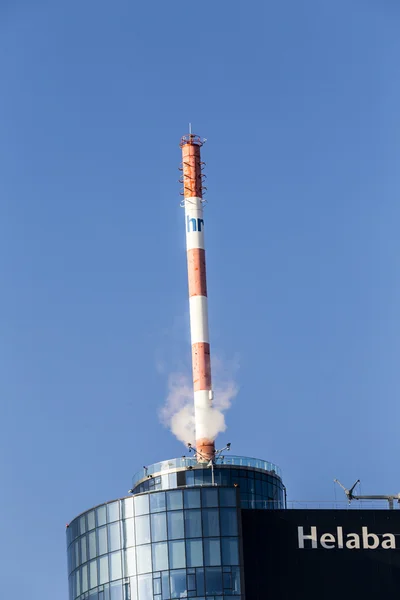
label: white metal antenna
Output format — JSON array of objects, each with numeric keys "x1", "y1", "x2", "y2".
[{"x1": 189, "y1": 122, "x2": 192, "y2": 135}]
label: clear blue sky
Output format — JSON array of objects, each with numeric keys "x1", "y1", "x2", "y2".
[{"x1": 1, "y1": 0, "x2": 400, "y2": 597}]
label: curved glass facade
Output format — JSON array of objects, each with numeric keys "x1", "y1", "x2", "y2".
[
  {"x1": 131, "y1": 457, "x2": 285, "y2": 510},
  {"x1": 67, "y1": 487, "x2": 243, "y2": 600}
]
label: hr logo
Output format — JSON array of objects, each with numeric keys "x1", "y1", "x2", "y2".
[
  {"x1": 298, "y1": 526, "x2": 396, "y2": 550},
  {"x1": 186, "y1": 216, "x2": 204, "y2": 233}
]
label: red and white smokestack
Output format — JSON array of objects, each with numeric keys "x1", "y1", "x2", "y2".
[{"x1": 180, "y1": 133, "x2": 215, "y2": 463}]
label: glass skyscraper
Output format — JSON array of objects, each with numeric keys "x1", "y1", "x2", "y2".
[{"x1": 66, "y1": 455, "x2": 285, "y2": 600}]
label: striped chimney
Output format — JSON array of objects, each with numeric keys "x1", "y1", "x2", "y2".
[{"x1": 180, "y1": 133, "x2": 215, "y2": 463}]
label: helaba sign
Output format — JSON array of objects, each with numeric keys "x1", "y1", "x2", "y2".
[{"x1": 298, "y1": 526, "x2": 397, "y2": 550}]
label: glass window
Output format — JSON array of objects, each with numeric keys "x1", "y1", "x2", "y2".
[
  {"x1": 110, "y1": 551, "x2": 122, "y2": 581},
  {"x1": 204, "y1": 539, "x2": 221, "y2": 566},
  {"x1": 205, "y1": 568, "x2": 223, "y2": 596},
  {"x1": 89, "y1": 531, "x2": 97, "y2": 560},
  {"x1": 170, "y1": 569, "x2": 187, "y2": 599},
  {"x1": 89, "y1": 559, "x2": 98, "y2": 589},
  {"x1": 231, "y1": 567, "x2": 241, "y2": 594},
  {"x1": 135, "y1": 495, "x2": 149, "y2": 516},
  {"x1": 89, "y1": 589, "x2": 99, "y2": 600},
  {"x1": 196, "y1": 568, "x2": 205, "y2": 596},
  {"x1": 223, "y1": 572, "x2": 231, "y2": 592},
  {"x1": 219, "y1": 488, "x2": 236, "y2": 507},
  {"x1": 151, "y1": 512, "x2": 167, "y2": 542},
  {"x1": 124, "y1": 518, "x2": 135, "y2": 548},
  {"x1": 154, "y1": 578, "x2": 162, "y2": 595},
  {"x1": 136, "y1": 516, "x2": 151, "y2": 545},
  {"x1": 124, "y1": 498, "x2": 134, "y2": 519},
  {"x1": 169, "y1": 540, "x2": 186, "y2": 569},
  {"x1": 186, "y1": 539, "x2": 203, "y2": 567},
  {"x1": 107, "y1": 502, "x2": 120, "y2": 523},
  {"x1": 186, "y1": 470, "x2": 194, "y2": 487},
  {"x1": 138, "y1": 574, "x2": 153, "y2": 600},
  {"x1": 98, "y1": 526, "x2": 108, "y2": 556},
  {"x1": 202, "y1": 489, "x2": 218, "y2": 508},
  {"x1": 80, "y1": 515, "x2": 87, "y2": 535},
  {"x1": 167, "y1": 511, "x2": 184, "y2": 539},
  {"x1": 184, "y1": 489, "x2": 200, "y2": 509},
  {"x1": 99, "y1": 555, "x2": 109, "y2": 584},
  {"x1": 74, "y1": 539, "x2": 80, "y2": 566},
  {"x1": 221, "y1": 538, "x2": 239, "y2": 565},
  {"x1": 97, "y1": 506, "x2": 107, "y2": 527},
  {"x1": 88, "y1": 511, "x2": 96, "y2": 531},
  {"x1": 75, "y1": 569, "x2": 81, "y2": 597},
  {"x1": 82, "y1": 564, "x2": 89, "y2": 592},
  {"x1": 194, "y1": 470, "x2": 203, "y2": 486},
  {"x1": 220, "y1": 509, "x2": 238, "y2": 536},
  {"x1": 108, "y1": 522, "x2": 120, "y2": 552},
  {"x1": 202, "y1": 509, "x2": 220, "y2": 537},
  {"x1": 136, "y1": 544, "x2": 152, "y2": 574},
  {"x1": 184, "y1": 510, "x2": 202, "y2": 538},
  {"x1": 125, "y1": 547, "x2": 136, "y2": 577},
  {"x1": 152, "y1": 542, "x2": 169, "y2": 571},
  {"x1": 150, "y1": 492, "x2": 166, "y2": 513},
  {"x1": 187, "y1": 574, "x2": 196, "y2": 591},
  {"x1": 167, "y1": 490, "x2": 183, "y2": 511},
  {"x1": 130, "y1": 576, "x2": 138, "y2": 600},
  {"x1": 162, "y1": 571, "x2": 170, "y2": 600},
  {"x1": 168, "y1": 472, "x2": 177, "y2": 489},
  {"x1": 108, "y1": 523, "x2": 121, "y2": 552},
  {"x1": 81, "y1": 536, "x2": 88, "y2": 563},
  {"x1": 110, "y1": 581, "x2": 123, "y2": 600}
]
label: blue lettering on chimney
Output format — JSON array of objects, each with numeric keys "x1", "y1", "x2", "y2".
[{"x1": 186, "y1": 217, "x2": 204, "y2": 233}]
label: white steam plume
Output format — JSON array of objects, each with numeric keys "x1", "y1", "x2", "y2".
[{"x1": 159, "y1": 356, "x2": 239, "y2": 446}]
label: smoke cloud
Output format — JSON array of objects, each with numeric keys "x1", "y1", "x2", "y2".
[{"x1": 159, "y1": 356, "x2": 239, "y2": 446}]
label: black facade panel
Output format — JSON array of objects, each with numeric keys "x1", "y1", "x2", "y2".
[{"x1": 242, "y1": 509, "x2": 400, "y2": 599}]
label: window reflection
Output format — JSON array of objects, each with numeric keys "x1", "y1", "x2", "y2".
[
  {"x1": 97, "y1": 506, "x2": 107, "y2": 527},
  {"x1": 167, "y1": 511, "x2": 184, "y2": 539},
  {"x1": 98, "y1": 526, "x2": 108, "y2": 556},
  {"x1": 123, "y1": 518, "x2": 135, "y2": 548},
  {"x1": 108, "y1": 502, "x2": 120, "y2": 523},
  {"x1": 99, "y1": 555, "x2": 109, "y2": 584},
  {"x1": 204, "y1": 539, "x2": 221, "y2": 566},
  {"x1": 89, "y1": 531, "x2": 97, "y2": 559},
  {"x1": 184, "y1": 510, "x2": 202, "y2": 538},
  {"x1": 220, "y1": 508, "x2": 238, "y2": 536},
  {"x1": 110, "y1": 551, "x2": 122, "y2": 581},
  {"x1": 150, "y1": 492, "x2": 166, "y2": 513},
  {"x1": 109, "y1": 523, "x2": 121, "y2": 552},
  {"x1": 169, "y1": 540, "x2": 186, "y2": 569},
  {"x1": 89, "y1": 559, "x2": 98, "y2": 589},
  {"x1": 170, "y1": 569, "x2": 187, "y2": 599},
  {"x1": 152, "y1": 542, "x2": 169, "y2": 571},
  {"x1": 219, "y1": 488, "x2": 236, "y2": 507},
  {"x1": 125, "y1": 546, "x2": 136, "y2": 577},
  {"x1": 202, "y1": 509, "x2": 220, "y2": 537},
  {"x1": 186, "y1": 539, "x2": 203, "y2": 567},
  {"x1": 135, "y1": 495, "x2": 150, "y2": 517},
  {"x1": 205, "y1": 567, "x2": 223, "y2": 596},
  {"x1": 138, "y1": 574, "x2": 153, "y2": 600},
  {"x1": 202, "y1": 489, "x2": 218, "y2": 508},
  {"x1": 167, "y1": 490, "x2": 183, "y2": 511},
  {"x1": 136, "y1": 544, "x2": 152, "y2": 574},
  {"x1": 221, "y1": 538, "x2": 239, "y2": 565},
  {"x1": 184, "y1": 489, "x2": 200, "y2": 509},
  {"x1": 136, "y1": 516, "x2": 151, "y2": 545},
  {"x1": 151, "y1": 513, "x2": 167, "y2": 542}
]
